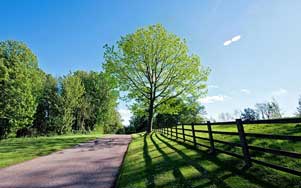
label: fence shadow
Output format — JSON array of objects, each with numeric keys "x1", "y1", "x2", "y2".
[{"x1": 158, "y1": 133, "x2": 285, "y2": 188}]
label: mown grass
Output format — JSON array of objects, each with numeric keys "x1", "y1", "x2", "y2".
[
  {"x1": 0, "y1": 133, "x2": 101, "y2": 168},
  {"x1": 117, "y1": 127, "x2": 301, "y2": 188},
  {"x1": 190, "y1": 123, "x2": 301, "y2": 171}
]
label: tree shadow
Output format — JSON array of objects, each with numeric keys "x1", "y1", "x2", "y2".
[
  {"x1": 150, "y1": 133, "x2": 192, "y2": 188},
  {"x1": 158, "y1": 133, "x2": 289, "y2": 188},
  {"x1": 155, "y1": 133, "x2": 232, "y2": 188},
  {"x1": 143, "y1": 134, "x2": 155, "y2": 188}
]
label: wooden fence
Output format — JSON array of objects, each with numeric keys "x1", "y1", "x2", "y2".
[{"x1": 155, "y1": 118, "x2": 301, "y2": 176}]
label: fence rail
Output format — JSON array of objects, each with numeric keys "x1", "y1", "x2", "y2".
[{"x1": 155, "y1": 118, "x2": 301, "y2": 176}]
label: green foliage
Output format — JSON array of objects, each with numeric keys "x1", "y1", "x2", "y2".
[
  {"x1": 0, "y1": 40, "x2": 121, "y2": 138},
  {"x1": 241, "y1": 108, "x2": 259, "y2": 121},
  {"x1": 127, "y1": 114, "x2": 148, "y2": 134},
  {"x1": 0, "y1": 40, "x2": 44, "y2": 136},
  {"x1": 127, "y1": 98, "x2": 205, "y2": 134},
  {"x1": 60, "y1": 73, "x2": 85, "y2": 134},
  {"x1": 104, "y1": 24, "x2": 209, "y2": 132},
  {"x1": 73, "y1": 71, "x2": 119, "y2": 130},
  {"x1": 103, "y1": 109, "x2": 123, "y2": 134},
  {"x1": 155, "y1": 98, "x2": 205, "y2": 127},
  {"x1": 33, "y1": 74, "x2": 62, "y2": 135}
]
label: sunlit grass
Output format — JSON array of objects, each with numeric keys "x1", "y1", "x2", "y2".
[
  {"x1": 117, "y1": 131, "x2": 301, "y2": 188},
  {"x1": 0, "y1": 133, "x2": 101, "y2": 168}
]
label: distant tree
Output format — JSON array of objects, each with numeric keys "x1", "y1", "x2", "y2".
[
  {"x1": 241, "y1": 108, "x2": 259, "y2": 121},
  {"x1": 103, "y1": 24, "x2": 209, "y2": 133},
  {"x1": 74, "y1": 71, "x2": 119, "y2": 131},
  {"x1": 268, "y1": 99, "x2": 282, "y2": 118},
  {"x1": 297, "y1": 96, "x2": 301, "y2": 117},
  {"x1": 128, "y1": 114, "x2": 148, "y2": 133},
  {"x1": 178, "y1": 98, "x2": 206, "y2": 123},
  {"x1": 255, "y1": 103, "x2": 268, "y2": 119},
  {"x1": 218, "y1": 112, "x2": 234, "y2": 121},
  {"x1": 233, "y1": 110, "x2": 241, "y2": 119},
  {"x1": 255, "y1": 99, "x2": 282, "y2": 119},
  {"x1": 103, "y1": 109, "x2": 123, "y2": 134},
  {"x1": 0, "y1": 40, "x2": 45, "y2": 136}
]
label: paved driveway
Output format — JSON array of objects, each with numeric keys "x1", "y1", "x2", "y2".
[{"x1": 0, "y1": 135, "x2": 131, "y2": 188}]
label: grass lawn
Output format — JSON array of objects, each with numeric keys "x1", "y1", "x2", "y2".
[
  {"x1": 117, "y1": 130, "x2": 301, "y2": 188},
  {"x1": 0, "y1": 133, "x2": 101, "y2": 168}
]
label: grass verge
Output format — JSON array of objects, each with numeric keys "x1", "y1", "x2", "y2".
[
  {"x1": 117, "y1": 132, "x2": 301, "y2": 188},
  {"x1": 0, "y1": 133, "x2": 100, "y2": 168}
]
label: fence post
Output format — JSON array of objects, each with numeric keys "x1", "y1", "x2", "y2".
[
  {"x1": 191, "y1": 123, "x2": 196, "y2": 148},
  {"x1": 176, "y1": 124, "x2": 178, "y2": 139},
  {"x1": 207, "y1": 121, "x2": 215, "y2": 154},
  {"x1": 182, "y1": 124, "x2": 185, "y2": 142},
  {"x1": 236, "y1": 119, "x2": 252, "y2": 168}
]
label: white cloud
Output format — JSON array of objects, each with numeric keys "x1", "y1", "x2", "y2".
[
  {"x1": 198, "y1": 95, "x2": 230, "y2": 104},
  {"x1": 208, "y1": 85, "x2": 219, "y2": 89},
  {"x1": 223, "y1": 35, "x2": 241, "y2": 46},
  {"x1": 118, "y1": 109, "x2": 132, "y2": 126},
  {"x1": 223, "y1": 40, "x2": 232, "y2": 46},
  {"x1": 231, "y1": 35, "x2": 241, "y2": 42},
  {"x1": 240, "y1": 89, "x2": 251, "y2": 94},
  {"x1": 272, "y1": 88, "x2": 288, "y2": 96}
]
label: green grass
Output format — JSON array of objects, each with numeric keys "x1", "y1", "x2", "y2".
[
  {"x1": 191, "y1": 123, "x2": 301, "y2": 171},
  {"x1": 117, "y1": 126, "x2": 301, "y2": 188},
  {"x1": 0, "y1": 133, "x2": 101, "y2": 168}
]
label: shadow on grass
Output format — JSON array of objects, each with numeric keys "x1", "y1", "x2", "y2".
[
  {"x1": 143, "y1": 134, "x2": 155, "y2": 188},
  {"x1": 158, "y1": 133, "x2": 290, "y2": 188},
  {"x1": 154, "y1": 133, "x2": 232, "y2": 188},
  {"x1": 118, "y1": 132, "x2": 299, "y2": 188},
  {"x1": 150, "y1": 133, "x2": 191, "y2": 188}
]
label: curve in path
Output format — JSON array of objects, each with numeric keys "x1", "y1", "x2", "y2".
[{"x1": 0, "y1": 134, "x2": 131, "y2": 188}]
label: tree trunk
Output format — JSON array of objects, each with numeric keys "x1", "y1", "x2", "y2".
[{"x1": 147, "y1": 100, "x2": 154, "y2": 134}]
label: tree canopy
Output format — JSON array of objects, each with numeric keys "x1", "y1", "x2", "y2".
[
  {"x1": 0, "y1": 40, "x2": 122, "y2": 139},
  {"x1": 103, "y1": 24, "x2": 209, "y2": 133},
  {"x1": 0, "y1": 40, "x2": 45, "y2": 134}
]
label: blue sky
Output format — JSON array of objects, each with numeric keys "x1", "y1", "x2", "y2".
[{"x1": 1, "y1": 0, "x2": 301, "y2": 125}]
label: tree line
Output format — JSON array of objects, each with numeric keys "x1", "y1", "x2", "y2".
[
  {"x1": 0, "y1": 40, "x2": 122, "y2": 139},
  {"x1": 217, "y1": 98, "x2": 301, "y2": 122}
]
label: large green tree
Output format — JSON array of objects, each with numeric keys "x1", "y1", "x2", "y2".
[
  {"x1": 104, "y1": 24, "x2": 209, "y2": 133},
  {"x1": 0, "y1": 40, "x2": 44, "y2": 136}
]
